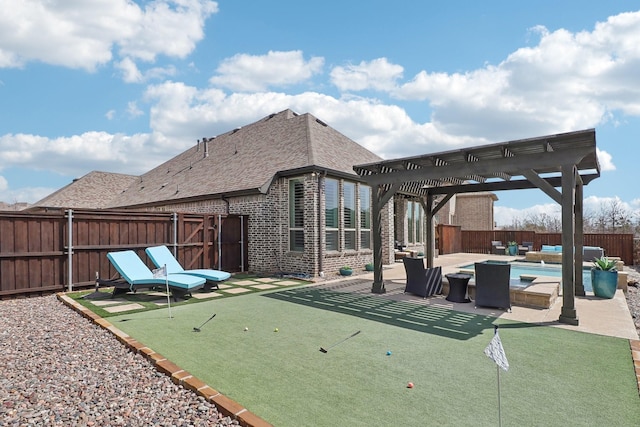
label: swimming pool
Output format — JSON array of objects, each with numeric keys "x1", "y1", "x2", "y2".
[{"x1": 459, "y1": 260, "x2": 593, "y2": 292}]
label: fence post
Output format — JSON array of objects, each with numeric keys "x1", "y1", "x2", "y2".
[{"x1": 66, "y1": 209, "x2": 74, "y2": 292}]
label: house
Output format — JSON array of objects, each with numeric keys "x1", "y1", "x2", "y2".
[
  {"x1": 30, "y1": 109, "x2": 497, "y2": 276},
  {"x1": 106, "y1": 109, "x2": 394, "y2": 276}
]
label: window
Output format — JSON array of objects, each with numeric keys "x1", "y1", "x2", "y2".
[
  {"x1": 289, "y1": 178, "x2": 304, "y2": 251},
  {"x1": 360, "y1": 185, "x2": 371, "y2": 249},
  {"x1": 407, "y1": 201, "x2": 424, "y2": 244},
  {"x1": 344, "y1": 182, "x2": 356, "y2": 249},
  {"x1": 325, "y1": 178, "x2": 339, "y2": 250},
  {"x1": 323, "y1": 179, "x2": 371, "y2": 251}
]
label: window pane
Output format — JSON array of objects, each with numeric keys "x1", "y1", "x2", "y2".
[
  {"x1": 326, "y1": 230, "x2": 339, "y2": 251},
  {"x1": 289, "y1": 179, "x2": 304, "y2": 227},
  {"x1": 344, "y1": 182, "x2": 356, "y2": 228},
  {"x1": 361, "y1": 230, "x2": 371, "y2": 249},
  {"x1": 290, "y1": 230, "x2": 304, "y2": 251},
  {"x1": 414, "y1": 202, "x2": 422, "y2": 243},
  {"x1": 345, "y1": 231, "x2": 356, "y2": 250},
  {"x1": 360, "y1": 186, "x2": 371, "y2": 229},
  {"x1": 407, "y1": 201, "x2": 414, "y2": 244},
  {"x1": 289, "y1": 178, "x2": 304, "y2": 251},
  {"x1": 325, "y1": 179, "x2": 338, "y2": 228}
]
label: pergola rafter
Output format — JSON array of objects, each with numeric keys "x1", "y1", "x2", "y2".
[{"x1": 354, "y1": 129, "x2": 600, "y2": 325}]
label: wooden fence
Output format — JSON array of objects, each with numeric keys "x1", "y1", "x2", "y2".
[
  {"x1": 460, "y1": 230, "x2": 634, "y2": 265},
  {"x1": 0, "y1": 210, "x2": 248, "y2": 297}
]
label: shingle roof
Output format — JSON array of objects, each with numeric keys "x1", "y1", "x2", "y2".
[
  {"x1": 109, "y1": 109, "x2": 383, "y2": 208},
  {"x1": 29, "y1": 171, "x2": 138, "y2": 210}
]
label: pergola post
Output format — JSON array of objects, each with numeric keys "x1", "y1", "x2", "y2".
[
  {"x1": 371, "y1": 184, "x2": 385, "y2": 293},
  {"x1": 559, "y1": 164, "x2": 578, "y2": 325},
  {"x1": 575, "y1": 176, "x2": 585, "y2": 296},
  {"x1": 425, "y1": 194, "x2": 435, "y2": 268}
]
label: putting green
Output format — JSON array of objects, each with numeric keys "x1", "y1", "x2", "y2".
[{"x1": 111, "y1": 287, "x2": 640, "y2": 426}]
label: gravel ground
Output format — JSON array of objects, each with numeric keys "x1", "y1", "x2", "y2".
[
  {"x1": 0, "y1": 295, "x2": 240, "y2": 426},
  {"x1": 2, "y1": 269, "x2": 639, "y2": 426},
  {"x1": 624, "y1": 265, "x2": 640, "y2": 335}
]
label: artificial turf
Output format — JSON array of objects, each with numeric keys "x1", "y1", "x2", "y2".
[{"x1": 110, "y1": 286, "x2": 640, "y2": 426}]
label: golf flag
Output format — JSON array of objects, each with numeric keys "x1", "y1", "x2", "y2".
[
  {"x1": 152, "y1": 265, "x2": 166, "y2": 278},
  {"x1": 485, "y1": 326, "x2": 509, "y2": 371}
]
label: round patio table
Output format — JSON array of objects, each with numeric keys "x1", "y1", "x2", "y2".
[{"x1": 445, "y1": 273, "x2": 473, "y2": 303}]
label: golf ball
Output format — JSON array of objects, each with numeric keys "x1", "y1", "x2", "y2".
[
  {"x1": 386, "y1": 351, "x2": 392, "y2": 356},
  {"x1": 407, "y1": 382, "x2": 414, "y2": 389},
  {"x1": 274, "y1": 328, "x2": 279, "y2": 332},
  {"x1": 244, "y1": 327, "x2": 249, "y2": 331}
]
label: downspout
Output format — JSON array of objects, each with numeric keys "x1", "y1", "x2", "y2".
[
  {"x1": 172, "y1": 212, "x2": 178, "y2": 255},
  {"x1": 221, "y1": 195, "x2": 230, "y2": 214}
]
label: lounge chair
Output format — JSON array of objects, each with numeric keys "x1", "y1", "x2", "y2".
[
  {"x1": 491, "y1": 240, "x2": 506, "y2": 255},
  {"x1": 106, "y1": 250, "x2": 206, "y2": 301},
  {"x1": 145, "y1": 245, "x2": 231, "y2": 291},
  {"x1": 474, "y1": 262, "x2": 511, "y2": 311},
  {"x1": 402, "y1": 257, "x2": 442, "y2": 298}
]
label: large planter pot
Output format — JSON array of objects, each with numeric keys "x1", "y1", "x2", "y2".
[
  {"x1": 591, "y1": 269, "x2": 618, "y2": 299},
  {"x1": 339, "y1": 268, "x2": 353, "y2": 276},
  {"x1": 508, "y1": 245, "x2": 518, "y2": 256},
  {"x1": 365, "y1": 263, "x2": 374, "y2": 272}
]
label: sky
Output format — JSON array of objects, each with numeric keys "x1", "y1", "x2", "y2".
[{"x1": 1, "y1": 0, "x2": 639, "y2": 226}]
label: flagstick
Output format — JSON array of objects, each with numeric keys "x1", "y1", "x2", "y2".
[
  {"x1": 164, "y1": 264, "x2": 172, "y2": 319},
  {"x1": 497, "y1": 364, "x2": 502, "y2": 427}
]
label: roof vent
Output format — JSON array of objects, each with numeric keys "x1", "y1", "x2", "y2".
[
  {"x1": 204, "y1": 138, "x2": 209, "y2": 158},
  {"x1": 316, "y1": 118, "x2": 327, "y2": 127},
  {"x1": 232, "y1": 127, "x2": 241, "y2": 134}
]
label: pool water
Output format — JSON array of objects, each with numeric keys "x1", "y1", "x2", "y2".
[{"x1": 460, "y1": 261, "x2": 593, "y2": 292}]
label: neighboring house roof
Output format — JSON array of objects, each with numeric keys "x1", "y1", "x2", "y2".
[
  {"x1": 29, "y1": 171, "x2": 138, "y2": 210},
  {"x1": 109, "y1": 109, "x2": 383, "y2": 208}
]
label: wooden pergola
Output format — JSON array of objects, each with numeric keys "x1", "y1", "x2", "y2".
[{"x1": 354, "y1": 129, "x2": 600, "y2": 325}]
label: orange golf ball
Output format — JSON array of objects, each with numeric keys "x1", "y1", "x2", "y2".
[{"x1": 407, "y1": 382, "x2": 414, "y2": 388}]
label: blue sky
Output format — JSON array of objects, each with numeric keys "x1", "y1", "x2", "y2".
[{"x1": 1, "y1": 1, "x2": 639, "y2": 226}]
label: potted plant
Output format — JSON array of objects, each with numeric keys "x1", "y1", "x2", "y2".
[
  {"x1": 339, "y1": 266, "x2": 353, "y2": 276},
  {"x1": 365, "y1": 263, "x2": 374, "y2": 272},
  {"x1": 591, "y1": 256, "x2": 618, "y2": 299},
  {"x1": 507, "y1": 241, "x2": 518, "y2": 256}
]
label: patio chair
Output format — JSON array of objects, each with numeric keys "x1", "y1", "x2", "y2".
[
  {"x1": 402, "y1": 257, "x2": 442, "y2": 298},
  {"x1": 491, "y1": 240, "x2": 506, "y2": 255},
  {"x1": 145, "y1": 245, "x2": 231, "y2": 291},
  {"x1": 106, "y1": 250, "x2": 206, "y2": 301},
  {"x1": 518, "y1": 241, "x2": 533, "y2": 256},
  {"x1": 474, "y1": 262, "x2": 511, "y2": 311}
]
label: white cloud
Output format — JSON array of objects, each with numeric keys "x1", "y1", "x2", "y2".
[
  {"x1": 330, "y1": 58, "x2": 404, "y2": 92},
  {"x1": 105, "y1": 110, "x2": 116, "y2": 120},
  {"x1": 334, "y1": 11, "x2": 640, "y2": 142},
  {"x1": 0, "y1": 132, "x2": 168, "y2": 177},
  {"x1": 0, "y1": 0, "x2": 217, "y2": 71},
  {"x1": 127, "y1": 102, "x2": 144, "y2": 119},
  {"x1": 116, "y1": 57, "x2": 143, "y2": 83},
  {"x1": 596, "y1": 148, "x2": 615, "y2": 171},
  {"x1": 209, "y1": 50, "x2": 324, "y2": 91}
]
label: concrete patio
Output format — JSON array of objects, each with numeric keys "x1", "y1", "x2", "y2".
[{"x1": 316, "y1": 253, "x2": 638, "y2": 341}]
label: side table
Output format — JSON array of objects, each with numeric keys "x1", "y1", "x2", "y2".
[{"x1": 445, "y1": 273, "x2": 472, "y2": 303}]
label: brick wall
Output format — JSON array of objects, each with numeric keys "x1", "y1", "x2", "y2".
[{"x1": 144, "y1": 173, "x2": 393, "y2": 277}]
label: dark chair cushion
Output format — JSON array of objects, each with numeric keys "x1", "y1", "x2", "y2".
[{"x1": 403, "y1": 257, "x2": 442, "y2": 298}]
